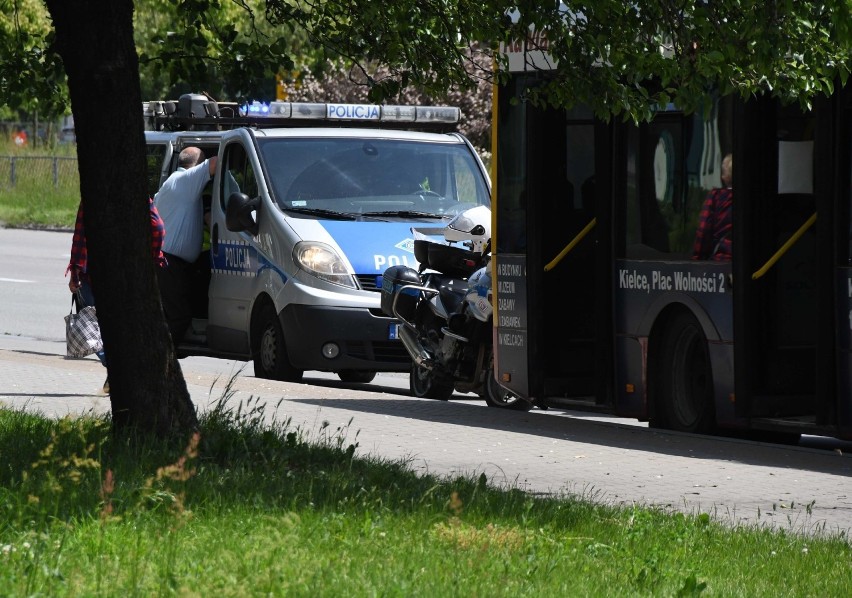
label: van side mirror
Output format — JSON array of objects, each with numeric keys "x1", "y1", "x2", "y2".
[{"x1": 225, "y1": 192, "x2": 260, "y2": 236}]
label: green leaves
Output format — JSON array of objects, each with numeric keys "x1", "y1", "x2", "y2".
[
  {"x1": 0, "y1": 12, "x2": 68, "y2": 117},
  {"x1": 2, "y1": 0, "x2": 850, "y2": 122}
]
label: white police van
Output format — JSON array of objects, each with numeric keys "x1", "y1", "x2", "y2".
[{"x1": 145, "y1": 94, "x2": 491, "y2": 384}]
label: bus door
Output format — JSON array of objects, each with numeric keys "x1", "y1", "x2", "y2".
[
  {"x1": 535, "y1": 106, "x2": 611, "y2": 405},
  {"x1": 837, "y1": 85, "x2": 852, "y2": 437},
  {"x1": 735, "y1": 96, "x2": 834, "y2": 434},
  {"x1": 494, "y1": 74, "x2": 611, "y2": 406}
]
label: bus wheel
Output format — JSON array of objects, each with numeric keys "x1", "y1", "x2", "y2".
[
  {"x1": 484, "y1": 362, "x2": 532, "y2": 411},
  {"x1": 410, "y1": 362, "x2": 454, "y2": 401},
  {"x1": 253, "y1": 304, "x2": 303, "y2": 383},
  {"x1": 338, "y1": 370, "x2": 376, "y2": 383},
  {"x1": 658, "y1": 311, "x2": 716, "y2": 434}
]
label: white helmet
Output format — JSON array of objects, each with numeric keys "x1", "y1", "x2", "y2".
[{"x1": 443, "y1": 205, "x2": 491, "y2": 254}]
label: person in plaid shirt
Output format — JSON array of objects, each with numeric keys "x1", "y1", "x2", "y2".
[
  {"x1": 692, "y1": 154, "x2": 733, "y2": 261},
  {"x1": 66, "y1": 197, "x2": 166, "y2": 393}
]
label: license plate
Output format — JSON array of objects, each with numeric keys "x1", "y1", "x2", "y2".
[{"x1": 388, "y1": 323, "x2": 401, "y2": 340}]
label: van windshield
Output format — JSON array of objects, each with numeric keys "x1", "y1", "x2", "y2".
[{"x1": 257, "y1": 137, "x2": 490, "y2": 219}]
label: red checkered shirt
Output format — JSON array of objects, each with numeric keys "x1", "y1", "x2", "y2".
[
  {"x1": 66, "y1": 198, "x2": 166, "y2": 279},
  {"x1": 692, "y1": 187, "x2": 732, "y2": 261}
]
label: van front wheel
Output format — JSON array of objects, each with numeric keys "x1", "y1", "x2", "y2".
[{"x1": 253, "y1": 304, "x2": 303, "y2": 383}]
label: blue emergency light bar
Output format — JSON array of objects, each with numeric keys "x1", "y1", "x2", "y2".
[
  {"x1": 241, "y1": 101, "x2": 460, "y2": 124},
  {"x1": 143, "y1": 94, "x2": 461, "y2": 131}
]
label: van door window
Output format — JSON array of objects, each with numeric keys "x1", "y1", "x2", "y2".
[
  {"x1": 220, "y1": 143, "x2": 259, "y2": 210},
  {"x1": 146, "y1": 144, "x2": 168, "y2": 197}
]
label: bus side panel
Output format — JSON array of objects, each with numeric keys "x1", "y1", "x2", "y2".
[
  {"x1": 708, "y1": 342, "x2": 736, "y2": 427},
  {"x1": 614, "y1": 337, "x2": 735, "y2": 425},
  {"x1": 614, "y1": 335, "x2": 647, "y2": 418},
  {"x1": 614, "y1": 259, "x2": 734, "y2": 424},
  {"x1": 493, "y1": 254, "x2": 530, "y2": 399}
]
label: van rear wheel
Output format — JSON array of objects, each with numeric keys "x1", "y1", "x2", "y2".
[
  {"x1": 657, "y1": 311, "x2": 715, "y2": 434},
  {"x1": 253, "y1": 304, "x2": 303, "y2": 383}
]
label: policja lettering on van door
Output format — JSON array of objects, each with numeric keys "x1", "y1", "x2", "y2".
[
  {"x1": 214, "y1": 240, "x2": 257, "y2": 276},
  {"x1": 226, "y1": 244, "x2": 251, "y2": 270}
]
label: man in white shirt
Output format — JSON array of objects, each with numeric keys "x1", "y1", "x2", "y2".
[{"x1": 154, "y1": 146, "x2": 217, "y2": 345}]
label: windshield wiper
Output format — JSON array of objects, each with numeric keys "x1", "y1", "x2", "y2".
[
  {"x1": 283, "y1": 206, "x2": 357, "y2": 221},
  {"x1": 361, "y1": 210, "x2": 450, "y2": 219}
]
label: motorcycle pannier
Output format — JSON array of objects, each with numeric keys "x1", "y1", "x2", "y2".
[
  {"x1": 381, "y1": 266, "x2": 421, "y2": 319},
  {"x1": 413, "y1": 239, "x2": 480, "y2": 279}
]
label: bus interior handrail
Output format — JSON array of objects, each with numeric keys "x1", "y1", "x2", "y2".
[
  {"x1": 751, "y1": 212, "x2": 817, "y2": 280},
  {"x1": 544, "y1": 218, "x2": 597, "y2": 272}
]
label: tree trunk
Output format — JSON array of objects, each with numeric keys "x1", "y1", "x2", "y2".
[{"x1": 44, "y1": 0, "x2": 198, "y2": 437}]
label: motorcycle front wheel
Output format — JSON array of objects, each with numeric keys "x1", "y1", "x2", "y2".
[
  {"x1": 410, "y1": 361, "x2": 454, "y2": 401},
  {"x1": 484, "y1": 363, "x2": 532, "y2": 411}
]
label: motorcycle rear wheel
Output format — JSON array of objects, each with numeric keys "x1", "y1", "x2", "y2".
[{"x1": 410, "y1": 362, "x2": 454, "y2": 401}]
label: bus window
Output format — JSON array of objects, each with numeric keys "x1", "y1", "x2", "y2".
[
  {"x1": 566, "y1": 125, "x2": 595, "y2": 215},
  {"x1": 495, "y1": 75, "x2": 528, "y2": 254},
  {"x1": 622, "y1": 98, "x2": 734, "y2": 260},
  {"x1": 623, "y1": 122, "x2": 680, "y2": 257}
]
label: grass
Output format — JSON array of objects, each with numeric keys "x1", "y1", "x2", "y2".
[
  {"x1": 0, "y1": 141, "x2": 80, "y2": 229},
  {"x1": 1, "y1": 389, "x2": 850, "y2": 597}
]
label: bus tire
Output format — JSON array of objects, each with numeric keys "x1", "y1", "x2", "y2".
[
  {"x1": 338, "y1": 370, "x2": 376, "y2": 383},
  {"x1": 410, "y1": 362, "x2": 454, "y2": 401},
  {"x1": 484, "y1": 360, "x2": 532, "y2": 411},
  {"x1": 253, "y1": 303, "x2": 303, "y2": 383},
  {"x1": 657, "y1": 311, "x2": 716, "y2": 434}
]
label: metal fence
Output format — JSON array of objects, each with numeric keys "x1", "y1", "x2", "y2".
[{"x1": 0, "y1": 156, "x2": 79, "y2": 191}]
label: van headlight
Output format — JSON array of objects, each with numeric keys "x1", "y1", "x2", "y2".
[{"x1": 293, "y1": 241, "x2": 358, "y2": 289}]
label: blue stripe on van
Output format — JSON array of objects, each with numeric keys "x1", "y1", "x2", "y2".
[
  {"x1": 319, "y1": 221, "x2": 426, "y2": 274},
  {"x1": 211, "y1": 239, "x2": 288, "y2": 282}
]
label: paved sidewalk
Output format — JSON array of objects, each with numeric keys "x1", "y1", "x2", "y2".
[{"x1": 1, "y1": 334, "x2": 851, "y2": 539}]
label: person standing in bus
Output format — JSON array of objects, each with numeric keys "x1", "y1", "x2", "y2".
[{"x1": 692, "y1": 153, "x2": 733, "y2": 261}]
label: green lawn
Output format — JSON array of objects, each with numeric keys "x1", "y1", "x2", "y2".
[
  {"x1": 1, "y1": 397, "x2": 849, "y2": 597},
  {"x1": 0, "y1": 145, "x2": 80, "y2": 229}
]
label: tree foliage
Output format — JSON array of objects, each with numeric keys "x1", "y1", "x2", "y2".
[
  {"x1": 0, "y1": 0, "x2": 66, "y2": 118},
  {"x1": 6, "y1": 1, "x2": 849, "y2": 122},
  {"x1": 282, "y1": 56, "x2": 492, "y2": 155},
  {"x1": 133, "y1": 0, "x2": 306, "y2": 101},
  {"x1": 265, "y1": 0, "x2": 851, "y2": 121},
  {"x1": 264, "y1": 0, "x2": 497, "y2": 104}
]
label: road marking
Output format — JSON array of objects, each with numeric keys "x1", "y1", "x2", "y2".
[{"x1": 0, "y1": 277, "x2": 34, "y2": 283}]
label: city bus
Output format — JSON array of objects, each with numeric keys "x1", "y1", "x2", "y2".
[{"x1": 491, "y1": 37, "x2": 852, "y2": 440}]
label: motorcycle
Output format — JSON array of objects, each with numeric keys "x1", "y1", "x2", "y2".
[{"x1": 381, "y1": 206, "x2": 532, "y2": 410}]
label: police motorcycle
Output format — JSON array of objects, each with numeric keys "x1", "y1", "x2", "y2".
[{"x1": 381, "y1": 206, "x2": 532, "y2": 410}]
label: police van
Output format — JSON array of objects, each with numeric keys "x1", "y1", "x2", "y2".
[{"x1": 144, "y1": 94, "x2": 491, "y2": 384}]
